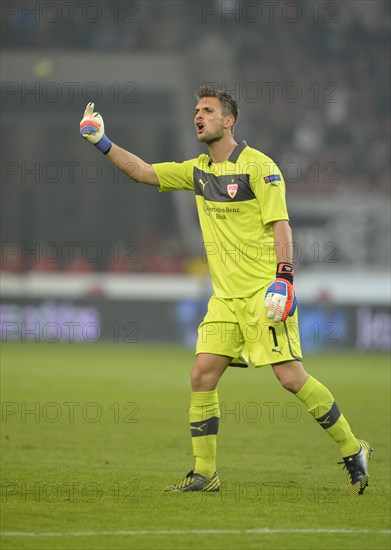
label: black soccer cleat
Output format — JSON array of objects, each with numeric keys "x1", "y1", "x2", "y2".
[
  {"x1": 339, "y1": 440, "x2": 373, "y2": 495},
  {"x1": 164, "y1": 470, "x2": 220, "y2": 493}
]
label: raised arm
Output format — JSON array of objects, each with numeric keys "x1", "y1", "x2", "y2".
[
  {"x1": 80, "y1": 103, "x2": 159, "y2": 186},
  {"x1": 106, "y1": 144, "x2": 159, "y2": 186}
]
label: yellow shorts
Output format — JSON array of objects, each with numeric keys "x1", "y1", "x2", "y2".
[{"x1": 196, "y1": 287, "x2": 303, "y2": 368}]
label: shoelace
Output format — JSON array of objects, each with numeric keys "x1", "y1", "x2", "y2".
[
  {"x1": 337, "y1": 457, "x2": 360, "y2": 482},
  {"x1": 171, "y1": 471, "x2": 194, "y2": 490}
]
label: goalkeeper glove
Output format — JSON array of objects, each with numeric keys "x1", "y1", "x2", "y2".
[
  {"x1": 80, "y1": 102, "x2": 112, "y2": 154},
  {"x1": 264, "y1": 262, "x2": 297, "y2": 323}
]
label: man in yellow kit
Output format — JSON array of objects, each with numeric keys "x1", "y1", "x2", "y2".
[{"x1": 80, "y1": 85, "x2": 372, "y2": 495}]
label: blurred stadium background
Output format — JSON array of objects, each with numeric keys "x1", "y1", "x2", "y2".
[{"x1": 1, "y1": 0, "x2": 390, "y2": 352}]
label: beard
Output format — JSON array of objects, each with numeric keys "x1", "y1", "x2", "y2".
[{"x1": 197, "y1": 127, "x2": 224, "y2": 145}]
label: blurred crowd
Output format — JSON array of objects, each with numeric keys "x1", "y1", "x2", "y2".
[
  {"x1": 3, "y1": 1, "x2": 389, "y2": 196},
  {"x1": 237, "y1": 11, "x2": 389, "y2": 195},
  {"x1": 2, "y1": 1, "x2": 389, "y2": 274},
  {"x1": 0, "y1": 233, "x2": 192, "y2": 275}
]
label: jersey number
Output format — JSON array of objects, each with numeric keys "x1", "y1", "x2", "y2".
[{"x1": 268, "y1": 326, "x2": 278, "y2": 347}]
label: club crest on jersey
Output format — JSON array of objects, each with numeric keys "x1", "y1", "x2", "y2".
[{"x1": 227, "y1": 183, "x2": 238, "y2": 198}]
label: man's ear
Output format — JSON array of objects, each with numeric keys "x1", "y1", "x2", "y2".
[{"x1": 224, "y1": 115, "x2": 235, "y2": 131}]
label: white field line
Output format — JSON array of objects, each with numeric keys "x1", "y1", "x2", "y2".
[{"x1": 1, "y1": 528, "x2": 390, "y2": 537}]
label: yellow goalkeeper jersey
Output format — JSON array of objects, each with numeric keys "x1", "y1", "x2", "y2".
[{"x1": 153, "y1": 140, "x2": 289, "y2": 298}]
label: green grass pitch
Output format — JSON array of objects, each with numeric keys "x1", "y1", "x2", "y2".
[{"x1": 1, "y1": 343, "x2": 390, "y2": 550}]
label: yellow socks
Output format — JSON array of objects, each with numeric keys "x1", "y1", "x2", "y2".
[
  {"x1": 296, "y1": 375, "x2": 360, "y2": 457},
  {"x1": 188, "y1": 376, "x2": 359, "y2": 477},
  {"x1": 190, "y1": 390, "x2": 220, "y2": 478}
]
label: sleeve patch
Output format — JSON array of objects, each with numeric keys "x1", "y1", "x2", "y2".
[{"x1": 264, "y1": 174, "x2": 281, "y2": 184}]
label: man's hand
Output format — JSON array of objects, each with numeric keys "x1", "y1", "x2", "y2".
[
  {"x1": 80, "y1": 102, "x2": 112, "y2": 154},
  {"x1": 264, "y1": 262, "x2": 297, "y2": 322}
]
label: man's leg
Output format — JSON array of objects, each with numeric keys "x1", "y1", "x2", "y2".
[
  {"x1": 190, "y1": 353, "x2": 231, "y2": 477},
  {"x1": 164, "y1": 295, "x2": 242, "y2": 492},
  {"x1": 272, "y1": 360, "x2": 372, "y2": 494},
  {"x1": 272, "y1": 360, "x2": 360, "y2": 454},
  {"x1": 164, "y1": 353, "x2": 231, "y2": 492}
]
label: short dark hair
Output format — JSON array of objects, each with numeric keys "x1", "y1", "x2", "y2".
[{"x1": 196, "y1": 85, "x2": 239, "y2": 125}]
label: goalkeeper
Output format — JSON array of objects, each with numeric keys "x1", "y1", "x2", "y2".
[{"x1": 80, "y1": 86, "x2": 372, "y2": 495}]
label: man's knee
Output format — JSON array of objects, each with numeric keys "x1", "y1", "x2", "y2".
[
  {"x1": 272, "y1": 360, "x2": 308, "y2": 393},
  {"x1": 191, "y1": 353, "x2": 231, "y2": 391},
  {"x1": 191, "y1": 362, "x2": 209, "y2": 388}
]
